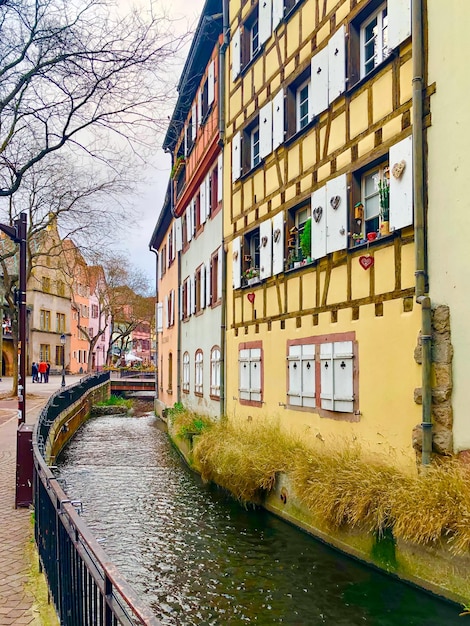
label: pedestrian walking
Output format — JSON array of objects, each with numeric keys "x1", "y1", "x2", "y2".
[
  {"x1": 38, "y1": 360, "x2": 47, "y2": 383},
  {"x1": 45, "y1": 362, "x2": 50, "y2": 383},
  {"x1": 31, "y1": 362, "x2": 38, "y2": 383}
]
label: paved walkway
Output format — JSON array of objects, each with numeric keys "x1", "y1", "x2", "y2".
[{"x1": 0, "y1": 376, "x2": 83, "y2": 625}]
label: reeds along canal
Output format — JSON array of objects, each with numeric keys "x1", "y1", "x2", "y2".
[{"x1": 57, "y1": 413, "x2": 463, "y2": 626}]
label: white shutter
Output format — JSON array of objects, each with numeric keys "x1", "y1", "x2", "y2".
[
  {"x1": 185, "y1": 280, "x2": 190, "y2": 317},
  {"x1": 287, "y1": 344, "x2": 302, "y2": 406},
  {"x1": 217, "y1": 153, "x2": 223, "y2": 202},
  {"x1": 164, "y1": 295, "x2": 169, "y2": 328},
  {"x1": 389, "y1": 135, "x2": 413, "y2": 231},
  {"x1": 250, "y1": 348, "x2": 262, "y2": 402},
  {"x1": 208, "y1": 60, "x2": 215, "y2": 106},
  {"x1": 201, "y1": 266, "x2": 206, "y2": 309},
  {"x1": 239, "y1": 348, "x2": 251, "y2": 400},
  {"x1": 259, "y1": 100, "x2": 273, "y2": 160},
  {"x1": 157, "y1": 302, "x2": 163, "y2": 332},
  {"x1": 326, "y1": 174, "x2": 348, "y2": 254},
  {"x1": 388, "y1": 0, "x2": 411, "y2": 52},
  {"x1": 231, "y1": 26, "x2": 241, "y2": 81},
  {"x1": 200, "y1": 181, "x2": 207, "y2": 225},
  {"x1": 259, "y1": 0, "x2": 272, "y2": 46},
  {"x1": 302, "y1": 344, "x2": 316, "y2": 408},
  {"x1": 166, "y1": 234, "x2": 171, "y2": 266},
  {"x1": 206, "y1": 260, "x2": 212, "y2": 306},
  {"x1": 232, "y1": 131, "x2": 242, "y2": 182},
  {"x1": 320, "y1": 343, "x2": 334, "y2": 410},
  {"x1": 171, "y1": 225, "x2": 176, "y2": 261},
  {"x1": 205, "y1": 174, "x2": 211, "y2": 218},
  {"x1": 232, "y1": 236, "x2": 242, "y2": 289},
  {"x1": 179, "y1": 286, "x2": 183, "y2": 321},
  {"x1": 272, "y1": 0, "x2": 284, "y2": 29},
  {"x1": 311, "y1": 185, "x2": 327, "y2": 260},
  {"x1": 157, "y1": 252, "x2": 162, "y2": 281},
  {"x1": 192, "y1": 103, "x2": 197, "y2": 140},
  {"x1": 175, "y1": 218, "x2": 182, "y2": 252},
  {"x1": 197, "y1": 89, "x2": 202, "y2": 124},
  {"x1": 259, "y1": 219, "x2": 272, "y2": 280},
  {"x1": 272, "y1": 211, "x2": 285, "y2": 275},
  {"x1": 170, "y1": 290, "x2": 175, "y2": 326},
  {"x1": 272, "y1": 89, "x2": 285, "y2": 150},
  {"x1": 328, "y1": 26, "x2": 346, "y2": 104},
  {"x1": 217, "y1": 247, "x2": 223, "y2": 301},
  {"x1": 332, "y1": 341, "x2": 354, "y2": 413},
  {"x1": 311, "y1": 46, "x2": 329, "y2": 118},
  {"x1": 190, "y1": 275, "x2": 196, "y2": 315},
  {"x1": 187, "y1": 205, "x2": 193, "y2": 242}
]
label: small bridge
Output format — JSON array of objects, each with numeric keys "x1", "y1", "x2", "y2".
[{"x1": 110, "y1": 374, "x2": 155, "y2": 396}]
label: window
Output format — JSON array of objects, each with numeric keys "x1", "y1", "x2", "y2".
[
  {"x1": 251, "y1": 125, "x2": 260, "y2": 168},
  {"x1": 211, "y1": 250, "x2": 219, "y2": 304},
  {"x1": 296, "y1": 79, "x2": 310, "y2": 131},
  {"x1": 182, "y1": 351, "x2": 190, "y2": 393},
  {"x1": 361, "y1": 4, "x2": 389, "y2": 78},
  {"x1": 240, "y1": 117, "x2": 262, "y2": 175},
  {"x1": 250, "y1": 17, "x2": 259, "y2": 59},
  {"x1": 42, "y1": 276, "x2": 51, "y2": 293},
  {"x1": 210, "y1": 346, "x2": 221, "y2": 398},
  {"x1": 287, "y1": 343, "x2": 315, "y2": 408},
  {"x1": 195, "y1": 350, "x2": 203, "y2": 395},
  {"x1": 210, "y1": 166, "x2": 218, "y2": 214},
  {"x1": 186, "y1": 114, "x2": 194, "y2": 154},
  {"x1": 287, "y1": 203, "x2": 311, "y2": 268},
  {"x1": 57, "y1": 281, "x2": 65, "y2": 297},
  {"x1": 350, "y1": 159, "x2": 391, "y2": 243},
  {"x1": 362, "y1": 164, "x2": 389, "y2": 236},
  {"x1": 55, "y1": 345, "x2": 64, "y2": 367},
  {"x1": 56, "y1": 313, "x2": 65, "y2": 333},
  {"x1": 40, "y1": 309, "x2": 51, "y2": 331},
  {"x1": 91, "y1": 304, "x2": 99, "y2": 318},
  {"x1": 40, "y1": 344, "x2": 50, "y2": 362},
  {"x1": 242, "y1": 228, "x2": 260, "y2": 285},
  {"x1": 238, "y1": 343, "x2": 262, "y2": 405},
  {"x1": 195, "y1": 266, "x2": 202, "y2": 313}
]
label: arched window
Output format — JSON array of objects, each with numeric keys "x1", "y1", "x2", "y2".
[
  {"x1": 182, "y1": 351, "x2": 190, "y2": 393},
  {"x1": 210, "y1": 346, "x2": 221, "y2": 398},
  {"x1": 195, "y1": 350, "x2": 203, "y2": 395}
]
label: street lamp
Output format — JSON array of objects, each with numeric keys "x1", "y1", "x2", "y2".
[{"x1": 60, "y1": 333, "x2": 66, "y2": 388}]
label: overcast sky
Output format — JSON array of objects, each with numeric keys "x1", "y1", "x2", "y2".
[{"x1": 123, "y1": 0, "x2": 206, "y2": 291}]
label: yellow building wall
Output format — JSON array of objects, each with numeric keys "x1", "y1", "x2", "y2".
[{"x1": 224, "y1": 0, "x2": 419, "y2": 470}]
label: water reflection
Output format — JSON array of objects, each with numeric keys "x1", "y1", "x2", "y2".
[{"x1": 57, "y1": 415, "x2": 462, "y2": 625}]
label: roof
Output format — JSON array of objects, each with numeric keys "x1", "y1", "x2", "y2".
[{"x1": 162, "y1": 0, "x2": 222, "y2": 152}]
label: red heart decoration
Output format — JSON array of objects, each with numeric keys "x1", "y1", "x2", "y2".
[
  {"x1": 247, "y1": 292, "x2": 255, "y2": 304},
  {"x1": 359, "y1": 255, "x2": 374, "y2": 270}
]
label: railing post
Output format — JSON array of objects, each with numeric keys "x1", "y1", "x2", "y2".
[{"x1": 104, "y1": 574, "x2": 113, "y2": 626}]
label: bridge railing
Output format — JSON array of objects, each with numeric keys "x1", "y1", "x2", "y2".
[{"x1": 33, "y1": 372, "x2": 161, "y2": 626}]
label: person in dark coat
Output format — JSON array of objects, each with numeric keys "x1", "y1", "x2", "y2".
[
  {"x1": 45, "y1": 362, "x2": 50, "y2": 383},
  {"x1": 31, "y1": 362, "x2": 38, "y2": 383}
]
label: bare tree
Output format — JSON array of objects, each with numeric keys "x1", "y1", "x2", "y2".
[{"x1": 0, "y1": 0, "x2": 185, "y2": 196}]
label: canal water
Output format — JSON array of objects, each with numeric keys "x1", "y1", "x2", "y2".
[{"x1": 57, "y1": 414, "x2": 463, "y2": 626}]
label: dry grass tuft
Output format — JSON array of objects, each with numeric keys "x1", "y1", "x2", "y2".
[{"x1": 193, "y1": 416, "x2": 302, "y2": 504}]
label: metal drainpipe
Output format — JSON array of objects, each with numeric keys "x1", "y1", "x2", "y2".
[
  {"x1": 412, "y1": 0, "x2": 432, "y2": 465},
  {"x1": 218, "y1": 0, "x2": 229, "y2": 418},
  {"x1": 149, "y1": 244, "x2": 159, "y2": 400}
]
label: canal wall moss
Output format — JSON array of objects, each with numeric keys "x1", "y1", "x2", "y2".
[{"x1": 166, "y1": 413, "x2": 470, "y2": 607}]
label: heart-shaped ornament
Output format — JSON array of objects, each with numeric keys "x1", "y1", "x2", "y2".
[
  {"x1": 330, "y1": 195, "x2": 341, "y2": 210},
  {"x1": 273, "y1": 228, "x2": 281, "y2": 243},
  {"x1": 392, "y1": 160, "x2": 406, "y2": 179},
  {"x1": 359, "y1": 255, "x2": 374, "y2": 270},
  {"x1": 247, "y1": 292, "x2": 255, "y2": 304},
  {"x1": 313, "y1": 206, "x2": 323, "y2": 223}
]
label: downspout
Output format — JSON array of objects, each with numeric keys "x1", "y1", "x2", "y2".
[
  {"x1": 219, "y1": 0, "x2": 229, "y2": 418},
  {"x1": 412, "y1": 0, "x2": 432, "y2": 465},
  {"x1": 149, "y1": 244, "x2": 159, "y2": 399},
  {"x1": 169, "y1": 157, "x2": 182, "y2": 405}
]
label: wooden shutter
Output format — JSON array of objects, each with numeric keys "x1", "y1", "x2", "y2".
[
  {"x1": 239, "y1": 348, "x2": 251, "y2": 400},
  {"x1": 320, "y1": 342, "x2": 333, "y2": 410},
  {"x1": 164, "y1": 295, "x2": 169, "y2": 328},
  {"x1": 231, "y1": 27, "x2": 241, "y2": 81},
  {"x1": 388, "y1": 0, "x2": 411, "y2": 51},
  {"x1": 206, "y1": 260, "x2": 212, "y2": 306},
  {"x1": 332, "y1": 341, "x2": 354, "y2": 413},
  {"x1": 389, "y1": 135, "x2": 413, "y2": 231},
  {"x1": 200, "y1": 181, "x2": 207, "y2": 225},
  {"x1": 208, "y1": 59, "x2": 215, "y2": 106},
  {"x1": 326, "y1": 174, "x2": 348, "y2": 254},
  {"x1": 192, "y1": 103, "x2": 197, "y2": 140},
  {"x1": 287, "y1": 345, "x2": 302, "y2": 406},
  {"x1": 250, "y1": 348, "x2": 262, "y2": 401},
  {"x1": 311, "y1": 46, "x2": 329, "y2": 118},
  {"x1": 311, "y1": 185, "x2": 327, "y2": 260},
  {"x1": 232, "y1": 236, "x2": 242, "y2": 289},
  {"x1": 175, "y1": 218, "x2": 182, "y2": 252},
  {"x1": 200, "y1": 266, "x2": 206, "y2": 309},
  {"x1": 301, "y1": 344, "x2": 316, "y2": 408},
  {"x1": 232, "y1": 131, "x2": 242, "y2": 182},
  {"x1": 217, "y1": 153, "x2": 223, "y2": 202},
  {"x1": 259, "y1": 100, "x2": 273, "y2": 160},
  {"x1": 157, "y1": 302, "x2": 163, "y2": 332},
  {"x1": 259, "y1": 0, "x2": 273, "y2": 46},
  {"x1": 272, "y1": 89, "x2": 285, "y2": 150},
  {"x1": 272, "y1": 0, "x2": 283, "y2": 29},
  {"x1": 328, "y1": 25, "x2": 346, "y2": 104},
  {"x1": 187, "y1": 205, "x2": 193, "y2": 242},
  {"x1": 259, "y1": 218, "x2": 272, "y2": 279},
  {"x1": 190, "y1": 275, "x2": 196, "y2": 315},
  {"x1": 272, "y1": 211, "x2": 285, "y2": 275}
]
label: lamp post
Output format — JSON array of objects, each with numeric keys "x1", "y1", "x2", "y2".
[{"x1": 60, "y1": 333, "x2": 66, "y2": 388}]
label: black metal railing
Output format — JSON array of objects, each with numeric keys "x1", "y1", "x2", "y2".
[{"x1": 33, "y1": 372, "x2": 161, "y2": 626}]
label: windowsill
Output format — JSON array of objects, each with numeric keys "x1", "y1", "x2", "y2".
[
  {"x1": 349, "y1": 230, "x2": 395, "y2": 251},
  {"x1": 281, "y1": 0, "x2": 307, "y2": 26},
  {"x1": 209, "y1": 393, "x2": 220, "y2": 401},
  {"x1": 286, "y1": 403, "x2": 360, "y2": 422},
  {"x1": 285, "y1": 259, "x2": 315, "y2": 273},
  {"x1": 240, "y1": 45, "x2": 265, "y2": 78},
  {"x1": 239, "y1": 398, "x2": 263, "y2": 408},
  {"x1": 346, "y1": 50, "x2": 397, "y2": 96},
  {"x1": 211, "y1": 298, "x2": 222, "y2": 308},
  {"x1": 284, "y1": 116, "x2": 317, "y2": 147},
  {"x1": 166, "y1": 389, "x2": 173, "y2": 395},
  {"x1": 194, "y1": 391, "x2": 203, "y2": 397},
  {"x1": 240, "y1": 157, "x2": 265, "y2": 181},
  {"x1": 183, "y1": 388, "x2": 189, "y2": 394}
]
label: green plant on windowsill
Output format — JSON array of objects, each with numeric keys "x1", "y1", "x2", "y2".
[
  {"x1": 170, "y1": 155, "x2": 185, "y2": 179},
  {"x1": 243, "y1": 267, "x2": 259, "y2": 280},
  {"x1": 378, "y1": 179, "x2": 390, "y2": 222},
  {"x1": 299, "y1": 217, "x2": 312, "y2": 260}
]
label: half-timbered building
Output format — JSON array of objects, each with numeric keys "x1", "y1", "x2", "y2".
[{"x1": 224, "y1": 0, "x2": 422, "y2": 469}]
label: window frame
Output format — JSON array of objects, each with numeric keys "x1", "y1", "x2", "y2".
[
  {"x1": 360, "y1": 2, "x2": 389, "y2": 79},
  {"x1": 182, "y1": 351, "x2": 190, "y2": 393},
  {"x1": 350, "y1": 157, "x2": 390, "y2": 246},
  {"x1": 238, "y1": 341, "x2": 263, "y2": 407},
  {"x1": 194, "y1": 349, "x2": 203, "y2": 396},
  {"x1": 210, "y1": 346, "x2": 221, "y2": 399},
  {"x1": 40, "y1": 309, "x2": 51, "y2": 331}
]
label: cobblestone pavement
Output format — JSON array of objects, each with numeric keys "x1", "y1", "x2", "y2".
[{"x1": 0, "y1": 376, "x2": 83, "y2": 625}]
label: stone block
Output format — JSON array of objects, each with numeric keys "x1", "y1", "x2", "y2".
[
  {"x1": 412, "y1": 423, "x2": 453, "y2": 455},
  {"x1": 433, "y1": 364, "x2": 453, "y2": 389},
  {"x1": 432, "y1": 404, "x2": 453, "y2": 428},
  {"x1": 432, "y1": 342, "x2": 454, "y2": 365},
  {"x1": 432, "y1": 305, "x2": 450, "y2": 334}
]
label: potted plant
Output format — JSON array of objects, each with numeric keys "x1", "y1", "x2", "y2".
[
  {"x1": 243, "y1": 267, "x2": 260, "y2": 285},
  {"x1": 299, "y1": 218, "x2": 312, "y2": 262},
  {"x1": 378, "y1": 179, "x2": 390, "y2": 235},
  {"x1": 352, "y1": 232, "x2": 365, "y2": 245},
  {"x1": 170, "y1": 155, "x2": 186, "y2": 179}
]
